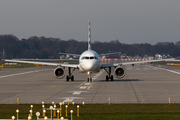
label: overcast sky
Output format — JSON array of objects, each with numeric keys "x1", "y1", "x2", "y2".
[{"x1": 0, "y1": 0, "x2": 180, "y2": 44}]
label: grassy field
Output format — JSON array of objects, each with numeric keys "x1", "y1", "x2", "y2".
[{"x1": 1, "y1": 104, "x2": 180, "y2": 120}]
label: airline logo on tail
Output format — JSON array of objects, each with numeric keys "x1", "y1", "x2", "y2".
[{"x1": 88, "y1": 20, "x2": 91, "y2": 50}]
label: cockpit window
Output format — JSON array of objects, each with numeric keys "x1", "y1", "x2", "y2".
[
  {"x1": 85, "y1": 57, "x2": 89, "y2": 59},
  {"x1": 81, "y1": 56, "x2": 98, "y2": 60},
  {"x1": 90, "y1": 57, "x2": 94, "y2": 59}
]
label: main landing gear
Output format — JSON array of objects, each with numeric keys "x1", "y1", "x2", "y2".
[
  {"x1": 66, "y1": 67, "x2": 76, "y2": 81},
  {"x1": 104, "y1": 67, "x2": 113, "y2": 81}
]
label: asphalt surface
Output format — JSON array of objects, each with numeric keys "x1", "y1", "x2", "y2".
[{"x1": 0, "y1": 64, "x2": 180, "y2": 104}]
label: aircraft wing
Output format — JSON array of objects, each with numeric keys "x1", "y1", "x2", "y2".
[
  {"x1": 99, "y1": 52, "x2": 121, "y2": 57},
  {"x1": 3, "y1": 59, "x2": 79, "y2": 68},
  {"x1": 58, "y1": 52, "x2": 80, "y2": 57},
  {"x1": 101, "y1": 58, "x2": 175, "y2": 68}
]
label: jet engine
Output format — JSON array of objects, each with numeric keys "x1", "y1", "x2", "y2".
[
  {"x1": 114, "y1": 66, "x2": 126, "y2": 78},
  {"x1": 54, "y1": 67, "x2": 65, "y2": 79}
]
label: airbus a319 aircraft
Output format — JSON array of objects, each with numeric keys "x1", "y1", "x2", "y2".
[{"x1": 4, "y1": 21, "x2": 174, "y2": 82}]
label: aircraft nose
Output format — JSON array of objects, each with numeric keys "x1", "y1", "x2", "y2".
[{"x1": 84, "y1": 61, "x2": 96, "y2": 71}]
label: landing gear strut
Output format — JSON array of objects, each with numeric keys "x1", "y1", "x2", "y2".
[
  {"x1": 66, "y1": 67, "x2": 76, "y2": 81},
  {"x1": 104, "y1": 67, "x2": 113, "y2": 81},
  {"x1": 87, "y1": 72, "x2": 93, "y2": 82}
]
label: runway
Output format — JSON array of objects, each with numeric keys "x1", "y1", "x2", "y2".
[{"x1": 0, "y1": 64, "x2": 180, "y2": 104}]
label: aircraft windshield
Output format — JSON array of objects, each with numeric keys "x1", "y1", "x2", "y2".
[{"x1": 81, "y1": 56, "x2": 98, "y2": 60}]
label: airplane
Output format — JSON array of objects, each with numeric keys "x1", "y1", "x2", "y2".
[{"x1": 3, "y1": 21, "x2": 174, "y2": 82}]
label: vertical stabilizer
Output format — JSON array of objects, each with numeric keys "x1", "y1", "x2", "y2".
[{"x1": 88, "y1": 20, "x2": 91, "y2": 50}]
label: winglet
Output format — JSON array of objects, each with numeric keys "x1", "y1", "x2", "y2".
[{"x1": 88, "y1": 20, "x2": 91, "y2": 50}]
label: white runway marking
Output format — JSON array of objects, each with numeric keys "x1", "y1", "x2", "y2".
[
  {"x1": 68, "y1": 91, "x2": 88, "y2": 95},
  {"x1": 159, "y1": 67, "x2": 180, "y2": 75},
  {"x1": 73, "y1": 91, "x2": 82, "y2": 95},
  {"x1": 84, "y1": 83, "x2": 91, "y2": 85},
  {"x1": 148, "y1": 65, "x2": 180, "y2": 75},
  {"x1": 0, "y1": 70, "x2": 41, "y2": 79},
  {"x1": 79, "y1": 86, "x2": 87, "y2": 89},
  {"x1": 92, "y1": 70, "x2": 104, "y2": 80},
  {"x1": 0, "y1": 69, "x2": 52, "y2": 79},
  {"x1": 57, "y1": 97, "x2": 84, "y2": 102}
]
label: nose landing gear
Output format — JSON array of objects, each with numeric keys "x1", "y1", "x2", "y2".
[{"x1": 87, "y1": 72, "x2": 93, "y2": 82}]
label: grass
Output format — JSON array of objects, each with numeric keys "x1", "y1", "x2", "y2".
[{"x1": 1, "y1": 104, "x2": 180, "y2": 119}]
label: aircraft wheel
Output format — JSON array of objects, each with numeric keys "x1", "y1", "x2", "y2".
[
  {"x1": 106, "y1": 75, "x2": 109, "y2": 81},
  {"x1": 71, "y1": 75, "x2": 74, "y2": 81},
  {"x1": 111, "y1": 75, "x2": 113, "y2": 81},
  {"x1": 90, "y1": 78, "x2": 92, "y2": 82},
  {"x1": 87, "y1": 78, "x2": 89, "y2": 82},
  {"x1": 66, "y1": 76, "x2": 69, "y2": 81}
]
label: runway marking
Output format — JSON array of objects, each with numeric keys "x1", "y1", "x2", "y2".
[
  {"x1": 79, "y1": 81, "x2": 86, "y2": 86},
  {"x1": 84, "y1": 83, "x2": 91, "y2": 85},
  {"x1": 148, "y1": 65, "x2": 180, "y2": 75},
  {"x1": 68, "y1": 91, "x2": 88, "y2": 95},
  {"x1": 0, "y1": 70, "x2": 42, "y2": 79},
  {"x1": 48, "y1": 86, "x2": 58, "y2": 87},
  {"x1": 79, "y1": 86, "x2": 87, "y2": 89},
  {"x1": 92, "y1": 70, "x2": 104, "y2": 80},
  {"x1": 87, "y1": 84, "x2": 93, "y2": 90},
  {"x1": 159, "y1": 67, "x2": 180, "y2": 75},
  {"x1": 57, "y1": 97, "x2": 84, "y2": 102},
  {"x1": 73, "y1": 91, "x2": 82, "y2": 95}
]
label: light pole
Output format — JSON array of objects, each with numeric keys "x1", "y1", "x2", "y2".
[
  {"x1": 30, "y1": 105, "x2": 33, "y2": 116},
  {"x1": 72, "y1": 101, "x2": 75, "y2": 105},
  {"x1": 43, "y1": 109, "x2": 46, "y2": 117},
  {"x1": 30, "y1": 110, "x2": 32, "y2": 118},
  {"x1": 57, "y1": 110, "x2": 59, "y2": 120},
  {"x1": 16, "y1": 109, "x2": 19, "y2": 120},
  {"x1": 11, "y1": 116, "x2": 15, "y2": 120},
  {"x1": 31, "y1": 105, "x2": 33, "y2": 110},
  {"x1": 77, "y1": 105, "x2": 79, "y2": 117},
  {"x1": 59, "y1": 102, "x2": 62, "y2": 116},
  {"x1": 65, "y1": 105, "x2": 68, "y2": 117},
  {"x1": 70, "y1": 110, "x2": 73, "y2": 120},
  {"x1": 60, "y1": 117, "x2": 64, "y2": 120},
  {"x1": 36, "y1": 112, "x2": 40, "y2": 120},
  {"x1": 50, "y1": 106, "x2": 53, "y2": 120},
  {"x1": 82, "y1": 102, "x2": 85, "y2": 105},
  {"x1": 28, "y1": 115, "x2": 31, "y2": 120},
  {"x1": 44, "y1": 116, "x2": 48, "y2": 120},
  {"x1": 67, "y1": 99, "x2": 69, "y2": 105},
  {"x1": 42, "y1": 105, "x2": 45, "y2": 116},
  {"x1": 52, "y1": 101, "x2": 54, "y2": 105},
  {"x1": 54, "y1": 104, "x2": 56, "y2": 117}
]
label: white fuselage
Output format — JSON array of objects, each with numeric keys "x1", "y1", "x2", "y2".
[{"x1": 79, "y1": 50, "x2": 101, "y2": 73}]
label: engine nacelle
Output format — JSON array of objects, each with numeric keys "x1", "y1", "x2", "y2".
[
  {"x1": 54, "y1": 67, "x2": 65, "y2": 79},
  {"x1": 114, "y1": 66, "x2": 126, "y2": 78}
]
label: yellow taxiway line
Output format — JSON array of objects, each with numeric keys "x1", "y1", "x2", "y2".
[
  {"x1": 79, "y1": 81, "x2": 86, "y2": 86},
  {"x1": 87, "y1": 84, "x2": 93, "y2": 90}
]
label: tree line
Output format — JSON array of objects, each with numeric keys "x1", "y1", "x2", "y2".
[{"x1": 0, "y1": 34, "x2": 180, "y2": 59}]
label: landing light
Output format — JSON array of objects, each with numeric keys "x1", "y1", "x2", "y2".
[{"x1": 87, "y1": 71, "x2": 90, "y2": 75}]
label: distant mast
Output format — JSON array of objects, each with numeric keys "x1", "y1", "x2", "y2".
[{"x1": 88, "y1": 20, "x2": 91, "y2": 50}]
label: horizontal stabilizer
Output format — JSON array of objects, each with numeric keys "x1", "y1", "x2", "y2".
[
  {"x1": 99, "y1": 52, "x2": 121, "y2": 57},
  {"x1": 58, "y1": 52, "x2": 80, "y2": 57}
]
